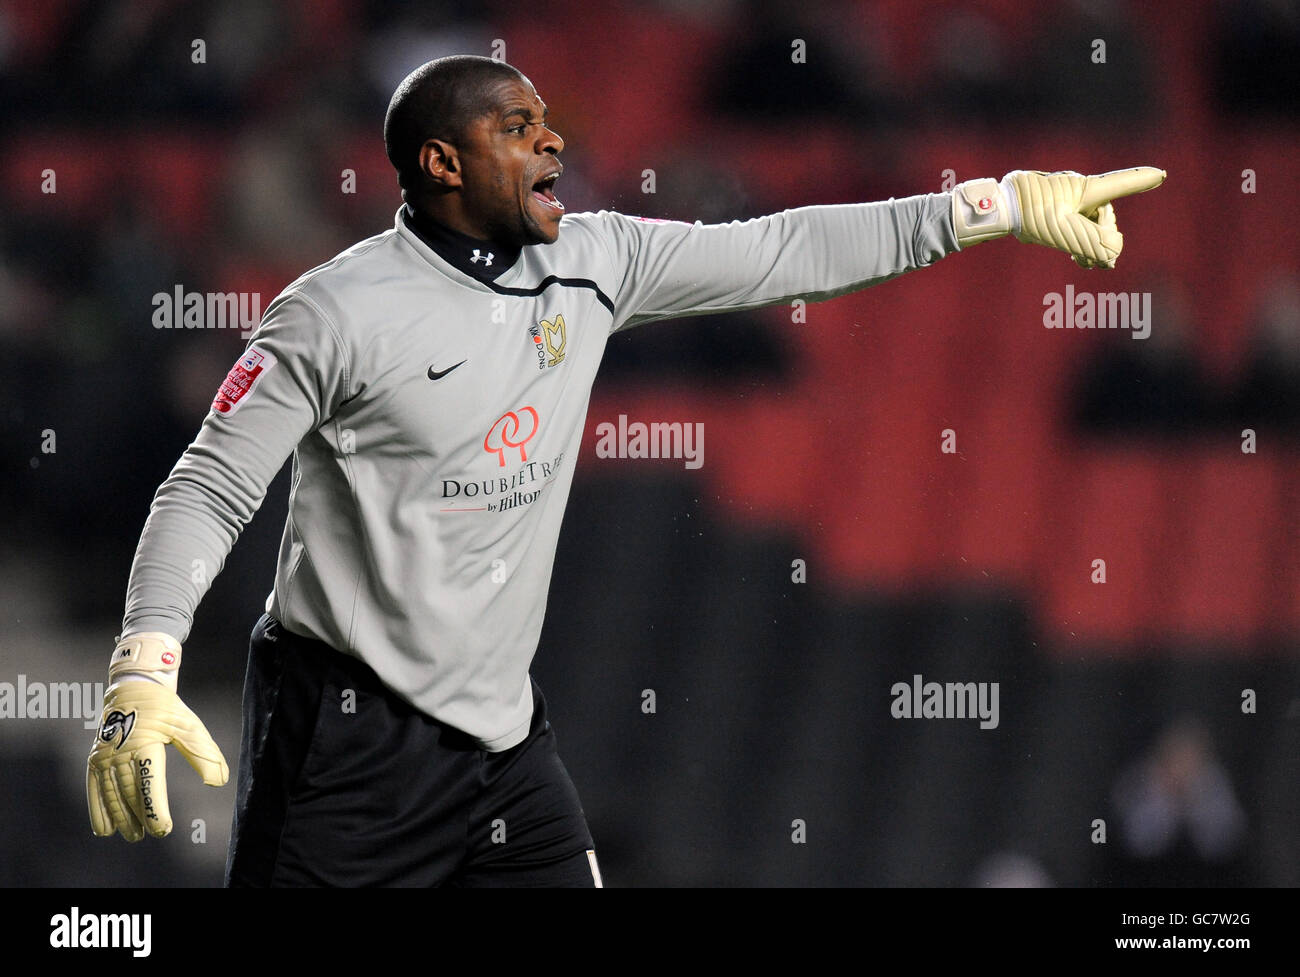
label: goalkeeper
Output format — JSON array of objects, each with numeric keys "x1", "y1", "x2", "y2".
[{"x1": 87, "y1": 54, "x2": 1164, "y2": 886}]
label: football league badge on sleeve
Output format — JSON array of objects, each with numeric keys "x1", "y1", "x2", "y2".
[{"x1": 212, "y1": 346, "x2": 278, "y2": 415}]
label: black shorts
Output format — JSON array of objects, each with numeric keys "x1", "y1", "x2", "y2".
[{"x1": 224, "y1": 614, "x2": 600, "y2": 887}]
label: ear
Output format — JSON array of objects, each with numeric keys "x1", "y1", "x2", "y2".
[{"x1": 419, "y1": 138, "x2": 461, "y2": 189}]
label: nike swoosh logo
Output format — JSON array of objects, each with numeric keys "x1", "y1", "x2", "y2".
[{"x1": 428, "y1": 360, "x2": 466, "y2": 381}]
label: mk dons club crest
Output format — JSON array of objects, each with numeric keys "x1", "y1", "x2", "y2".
[{"x1": 527, "y1": 314, "x2": 567, "y2": 370}]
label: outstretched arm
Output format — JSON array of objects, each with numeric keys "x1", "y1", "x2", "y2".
[
  {"x1": 586, "y1": 193, "x2": 958, "y2": 333},
  {"x1": 583, "y1": 165, "x2": 1165, "y2": 332}
]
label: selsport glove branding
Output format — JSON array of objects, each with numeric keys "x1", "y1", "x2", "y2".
[
  {"x1": 138, "y1": 756, "x2": 160, "y2": 825},
  {"x1": 97, "y1": 708, "x2": 136, "y2": 749}
]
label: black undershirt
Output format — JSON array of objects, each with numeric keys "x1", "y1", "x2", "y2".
[{"x1": 402, "y1": 205, "x2": 521, "y2": 282}]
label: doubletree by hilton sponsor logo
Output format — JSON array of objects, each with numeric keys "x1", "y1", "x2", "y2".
[
  {"x1": 484, "y1": 407, "x2": 540, "y2": 467},
  {"x1": 440, "y1": 406, "x2": 563, "y2": 514},
  {"x1": 440, "y1": 453, "x2": 566, "y2": 514}
]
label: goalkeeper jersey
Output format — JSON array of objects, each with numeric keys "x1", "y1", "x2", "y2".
[{"x1": 122, "y1": 196, "x2": 959, "y2": 750}]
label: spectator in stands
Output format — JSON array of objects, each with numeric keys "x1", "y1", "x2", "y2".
[{"x1": 1107, "y1": 718, "x2": 1248, "y2": 886}]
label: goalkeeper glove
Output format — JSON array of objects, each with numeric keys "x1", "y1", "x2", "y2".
[
  {"x1": 87, "y1": 632, "x2": 229, "y2": 841},
  {"x1": 951, "y1": 166, "x2": 1166, "y2": 268}
]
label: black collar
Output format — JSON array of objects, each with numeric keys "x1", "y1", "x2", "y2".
[{"x1": 402, "y1": 205, "x2": 521, "y2": 282}]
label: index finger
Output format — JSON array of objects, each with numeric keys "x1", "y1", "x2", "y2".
[{"x1": 1079, "y1": 166, "x2": 1167, "y2": 213}]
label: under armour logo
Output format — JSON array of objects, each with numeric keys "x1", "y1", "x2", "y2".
[{"x1": 471, "y1": 250, "x2": 494, "y2": 266}]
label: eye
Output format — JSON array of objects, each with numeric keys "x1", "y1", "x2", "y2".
[{"x1": 508, "y1": 123, "x2": 527, "y2": 134}]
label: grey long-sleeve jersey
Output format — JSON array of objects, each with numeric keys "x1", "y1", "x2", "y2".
[{"x1": 123, "y1": 196, "x2": 959, "y2": 750}]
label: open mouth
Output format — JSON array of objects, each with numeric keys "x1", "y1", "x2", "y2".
[{"x1": 531, "y1": 171, "x2": 564, "y2": 212}]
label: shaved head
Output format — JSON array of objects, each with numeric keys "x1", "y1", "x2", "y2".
[{"x1": 384, "y1": 55, "x2": 526, "y2": 193}]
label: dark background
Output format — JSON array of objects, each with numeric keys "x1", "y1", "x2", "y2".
[{"x1": 1, "y1": 0, "x2": 1297, "y2": 887}]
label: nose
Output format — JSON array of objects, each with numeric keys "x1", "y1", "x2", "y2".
[{"x1": 537, "y1": 124, "x2": 563, "y2": 155}]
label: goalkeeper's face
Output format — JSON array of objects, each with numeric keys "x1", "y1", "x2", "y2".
[{"x1": 455, "y1": 76, "x2": 566, "y2": 247}]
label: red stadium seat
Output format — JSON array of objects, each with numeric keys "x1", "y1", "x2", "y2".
[
  {"x1": 1038, "y1": 448, "x2": 1177, "y2": 647},
  {"x1": 1164, "y1": 448, "x2": 1286, "y2": 644}
]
